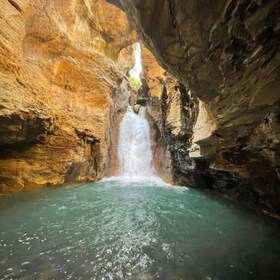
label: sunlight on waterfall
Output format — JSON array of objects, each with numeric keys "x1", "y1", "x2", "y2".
[
  {"x1": 129, "y1": 42, "x2": 142, "y2": 79},
  {"x1": 129, "y1": 43, "x2": 142, "y2": 91}
]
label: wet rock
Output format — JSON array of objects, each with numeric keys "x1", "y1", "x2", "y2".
[
  {"x1": 136, "y1": 78, "x2": 149, "y2": 106},
  {"x1": 133, "y1": 104, "x2": 141, "y2": 114}
]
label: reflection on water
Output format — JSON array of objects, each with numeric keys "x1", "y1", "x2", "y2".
[{"x1": 0, "y1": 178, "x2": 280, "y2": 280}]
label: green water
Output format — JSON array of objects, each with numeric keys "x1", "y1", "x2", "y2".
[{"x1": 0, "y1": 178, "x2": 280, "y2": 280}]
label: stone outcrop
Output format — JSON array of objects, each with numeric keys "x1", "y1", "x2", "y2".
[
  {"x1": 118, "y1": 0, "x2": 280, "y2": 215},
  {"x1": 0, "y1": 0, "x2": 136, "y2": 192},
  {"x1": 140, "y1": 46, "x2": 173, "y2": 182}
]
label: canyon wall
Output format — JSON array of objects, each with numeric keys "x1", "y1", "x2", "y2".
[
  {"x1": 118, "y1": 0, "x2": 280, "y2": 215},
  {"x1": 1, "y1": 0, "x2": 280, "y2": 216},
  {"x1": 0, "y1": 0, "x2": 136, "y2": 192}
]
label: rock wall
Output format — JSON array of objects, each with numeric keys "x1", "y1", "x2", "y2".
[
  {"x1": 0, "y1": 0, "x2": 136, "y2": 192},
  {"x1": 140, "y1": 45, "x2": 196, "y2": 184},
  {"x1": 118, "y1": 0, "x2": 280, "y2": 215}
]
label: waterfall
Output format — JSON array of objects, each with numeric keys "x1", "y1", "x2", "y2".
[{"x1": 118, "y1": 106, "x2": 155, "y2": 177}]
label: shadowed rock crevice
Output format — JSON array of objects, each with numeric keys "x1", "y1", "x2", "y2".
[{"x1": 7, "y1": 0, "x2": 21, "y2": 12}]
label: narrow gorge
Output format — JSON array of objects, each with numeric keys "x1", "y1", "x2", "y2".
[{"x1": 0, "y1": 0, "x2": 280, "y2": 279}]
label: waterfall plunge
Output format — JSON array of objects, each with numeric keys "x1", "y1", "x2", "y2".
[{"x1": 118, "y1": 107, "x2": 155, "y2": 177}]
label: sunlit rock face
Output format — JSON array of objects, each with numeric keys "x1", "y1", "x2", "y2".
[
  {"x1": 118, "y1": 0, "x2": 280, "y2": 215},
  {"x1": 0, "y1": 0, "x2": 136, "y2": 192},
  {"x1": 141, "y1": 46, "x2": 174, "y2": 183},
  {"x1": 136, "y1": 45, "x2": 197, "y2": 185}
]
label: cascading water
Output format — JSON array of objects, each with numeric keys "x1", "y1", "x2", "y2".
[{"x1": 118, "y1": 106, "x2": 155, "y2": 177}]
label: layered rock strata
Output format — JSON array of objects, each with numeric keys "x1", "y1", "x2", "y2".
[
  {"x1": 118, "y1": 0, "x2": 280, "y2": 215},
  {"x1": 0, "y1": 0, "x2": 136, "y2": 192}
]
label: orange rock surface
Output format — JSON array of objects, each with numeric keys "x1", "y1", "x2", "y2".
[{"x1": 0, "y1": 0, "x2": 136, "y2": 192}]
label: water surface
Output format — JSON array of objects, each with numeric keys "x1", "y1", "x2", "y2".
[{"x1": 0, "y1": 178, "x2": 280, "y2": 280}]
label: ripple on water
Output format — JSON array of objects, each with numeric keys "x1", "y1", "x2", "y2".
[{"x1": 0, "y1": 178, "x2": 280, "y2": 279}]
